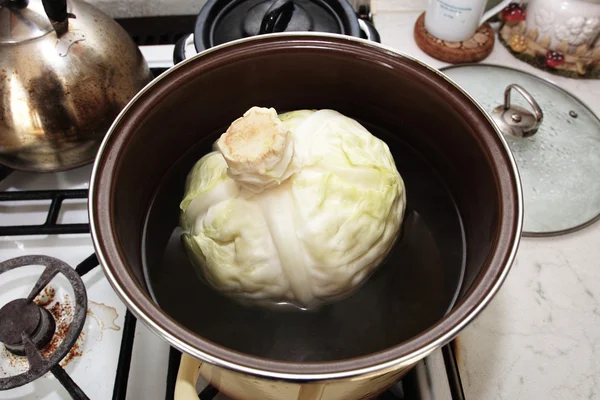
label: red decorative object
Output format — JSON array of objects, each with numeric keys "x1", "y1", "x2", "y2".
[
  {"x1": 501, "y1": 3, "x2": 526, "y2": 22},
  {"x1": 546, "y1": 50, "x2": 565, "y2": 67}
]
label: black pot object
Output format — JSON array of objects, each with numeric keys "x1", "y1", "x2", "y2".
[{"x1": 173, "y1": 0, "x2": 379, "y2": 63}]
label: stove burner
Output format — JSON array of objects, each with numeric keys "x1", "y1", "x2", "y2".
[
  {"x1": 0, "y1": 255, "x2": 88, "y2": 400},
  {"x1": 0, "y1": 299, "x2": 56, "y2": 356}
]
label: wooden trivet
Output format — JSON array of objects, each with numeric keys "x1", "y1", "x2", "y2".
[{"x1": 414, "y1": 12, "x2": 494, "y2": 64}]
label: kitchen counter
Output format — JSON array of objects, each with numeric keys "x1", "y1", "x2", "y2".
[
  {"x1": 373, "y1": 9, "x2": 600, "y2": 400},
  {"x1": 2, "y1": 7, "x2": 597, "y2": 399}
]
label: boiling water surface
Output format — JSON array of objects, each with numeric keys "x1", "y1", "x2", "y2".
[{"x1": 142, "y1": 121, "x2": 465, "y2": 363}]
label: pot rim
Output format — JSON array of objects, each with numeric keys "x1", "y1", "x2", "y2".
[{"x1": 89, "y1": 32, "x2": 523, "y2": 381}]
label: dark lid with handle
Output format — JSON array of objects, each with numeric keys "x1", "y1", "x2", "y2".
[{"x1": 193, "y1": 0, "x2": 361, "y2": 52}]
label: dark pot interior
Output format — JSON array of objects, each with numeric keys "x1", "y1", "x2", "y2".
[{"x1": 91, "y1": 34, "x2": 520, "y2": 376}]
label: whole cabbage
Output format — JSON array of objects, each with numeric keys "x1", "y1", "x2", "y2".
[{"x1": 180, "y1": 107, "x2": 406, "y2": 309}]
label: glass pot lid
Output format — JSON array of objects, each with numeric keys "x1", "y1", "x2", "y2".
[{"x1": 442, "y1": 64, "x2": 600, "y2": 236}]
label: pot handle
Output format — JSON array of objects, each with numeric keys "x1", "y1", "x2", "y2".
[{"x1": 174, "y1": 354, "x2": 203, "y2": 400}]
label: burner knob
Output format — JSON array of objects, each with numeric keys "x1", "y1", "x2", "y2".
[{"x1": 0, "y1": 299, "x2": 56, "y2": 356}]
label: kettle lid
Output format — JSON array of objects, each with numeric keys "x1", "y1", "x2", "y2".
[{"x1": 0, "y1": 0, "x2": 53, "y2": 44}]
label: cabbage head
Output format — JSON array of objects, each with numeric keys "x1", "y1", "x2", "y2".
[{"x1": 180, "y1": 107, "x2": 406, "y2": 309}]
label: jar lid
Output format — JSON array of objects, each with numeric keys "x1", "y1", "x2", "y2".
[
  {"x1": 0, "y1": 0, "x2": 53, "y2": 44},
  {"x1": 193, "y1": 0, "x2": 361, "y2": 52},
  {"x1": 443, "y1": 64, "x2": 600, "y2": 236}
]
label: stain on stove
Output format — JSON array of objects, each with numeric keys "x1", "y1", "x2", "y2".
[
  {"x1": 43, "y1": 293, "x2": 85, "y2": 368},
  {"x1": 1, "y1": 346, "x2": 23, "y2": 370},
  {"x1": 34, "y1": 285, "x2": 56, "y2": 307},
  {"x1": 87, "y1": 301, "x2": 121, "y2": 338}
]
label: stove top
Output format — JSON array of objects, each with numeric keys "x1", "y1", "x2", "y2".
[{"x1": 0, "y1": 15, "x2": 465, "y2": 400}]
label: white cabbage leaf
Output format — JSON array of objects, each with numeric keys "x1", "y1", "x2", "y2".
[{"x1": 180, "y1": 107, "x2": 406, "y2": 308}]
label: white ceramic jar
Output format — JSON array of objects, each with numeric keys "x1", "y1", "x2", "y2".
[{"x1": 526, "y1": 0, "x2": 600, "y2": 50}]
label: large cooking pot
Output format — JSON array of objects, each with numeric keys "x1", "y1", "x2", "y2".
[{"x1": 89, "y1": 33, "x2": 522, "y2": 400}]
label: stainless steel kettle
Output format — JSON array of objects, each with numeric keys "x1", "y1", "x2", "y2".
[{"x1": 0, "y1": 0, "x2": 152, "y2": 172}]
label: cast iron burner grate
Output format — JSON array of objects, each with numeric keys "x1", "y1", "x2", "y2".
[
  {"x1": 0, "y1": 252, "x2": 138, "y2": 400},
  {"x1": 0, "y1": 256, "x2": 89, "y2": 398}
]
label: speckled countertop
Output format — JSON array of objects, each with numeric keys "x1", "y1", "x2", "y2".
[{"x1": 372, "y1": 7, "x2": 600, "y2": 400}]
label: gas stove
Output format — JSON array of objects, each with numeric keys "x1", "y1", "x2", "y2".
[{"x1": 0, "y1": 15, "x2": 464, "y2": 400}]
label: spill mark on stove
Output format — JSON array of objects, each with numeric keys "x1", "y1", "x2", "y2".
[
  {"x1": 35, "y1": 285, "x2": 56, "y2": 307},
  {"x1": 87, "y1": 301, "x2": 121, "y2": 341},
  {"x1": 42, "y1": 292, "x2": 85, "y2": 368}
]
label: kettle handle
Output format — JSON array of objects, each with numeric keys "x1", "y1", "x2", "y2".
[{"x1": 42, "y1": 0, "x2": 69, "y2": 36}]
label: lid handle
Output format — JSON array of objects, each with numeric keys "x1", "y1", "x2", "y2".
[
  {"x1": 259, "y1": 0, "x2": 295, "y2": 34},
  {"x1": 42, "y1": 0, "x2": 69, "y2": 36},
  {"x1": 492, "y1": 84, "x2": 543, "y2": 138}
]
